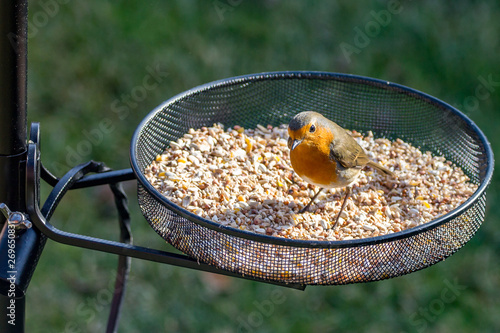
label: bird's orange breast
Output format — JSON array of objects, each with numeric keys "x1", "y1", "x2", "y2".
[{"x1": 289, "y1": 127, "x2": 338, "y2": 187}]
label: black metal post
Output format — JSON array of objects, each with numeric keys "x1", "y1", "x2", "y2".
[
  {"x1": 0, "y1": 0, "x2": 28, "y2": 157},
  {"x1": 0, "y1": 1, "x2": 29, "y2": 332}
]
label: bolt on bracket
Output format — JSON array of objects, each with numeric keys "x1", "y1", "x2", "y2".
[{"x1": 0, "y1": 203, "x2": 32, "y2": 230}]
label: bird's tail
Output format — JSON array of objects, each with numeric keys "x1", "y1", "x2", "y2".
[{"x1": 367, "y1": 161, "x2": 395, "y2": 178}]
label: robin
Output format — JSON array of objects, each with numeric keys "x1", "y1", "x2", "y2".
[{"x1": 287, "y1": 111, "x2": 395, "y2": 227}]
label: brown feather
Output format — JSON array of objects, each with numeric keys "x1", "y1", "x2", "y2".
[{"x1": 366, "y1": 160, "x2": 395, "y2": 177}]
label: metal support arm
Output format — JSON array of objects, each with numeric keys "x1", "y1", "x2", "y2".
[{"x1": 26, "y1": 125, "x2": 305, "y2": 291}]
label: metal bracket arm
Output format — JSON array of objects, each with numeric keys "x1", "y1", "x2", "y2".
[{"x1": 25, "y1": 127, "x2": 305, "y2": 290}]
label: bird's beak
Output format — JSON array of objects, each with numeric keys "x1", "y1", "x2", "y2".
[{"x1": 290, "y1": 138, "x2": 303, "y2": 151}]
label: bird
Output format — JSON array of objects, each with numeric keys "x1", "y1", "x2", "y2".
[{"x1": 287, "y1": 111, "x2": 395, "y2": 228}]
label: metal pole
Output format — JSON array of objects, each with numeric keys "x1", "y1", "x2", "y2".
[
  {"x1": 0, "y1": 0, "x2": 28, "y2": 152},
  {"x1": 0, "y1": 0, "x2": 28, "y2": 210},
  {"x1": 0, "y1": 1, "x2": 29, "y2": 332}
]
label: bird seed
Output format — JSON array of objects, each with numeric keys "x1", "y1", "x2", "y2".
[{"x1": 144, "y1": 124, "x2": 478, "y2": 242}]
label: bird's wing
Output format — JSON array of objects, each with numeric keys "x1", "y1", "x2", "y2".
[{"x1": 330, "y1": 135, "x2": 369, "y2": 169}]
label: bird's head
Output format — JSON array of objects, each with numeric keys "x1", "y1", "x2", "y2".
[{"x1": 287, "y1": 111, "x2": 328, "y2": 151}]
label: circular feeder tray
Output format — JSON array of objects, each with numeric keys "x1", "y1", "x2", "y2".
[{"x1": 130, "y1": 71, "x2": 493, "y2": 285}]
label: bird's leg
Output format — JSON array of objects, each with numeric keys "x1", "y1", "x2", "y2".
[
  {"x1": 299, "y1": 187, "x2": 324, "y2": 213},
  {"x1": 333, "y1": 186, "x2": 352, "y2": 228}
]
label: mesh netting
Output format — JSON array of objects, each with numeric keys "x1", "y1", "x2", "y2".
[{"x1": 131, "y1": 72, "x2": 493, "y2": 285}]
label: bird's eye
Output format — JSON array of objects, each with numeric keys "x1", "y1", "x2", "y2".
[{"x1": 309, "y1": 124, "x2": 316, "y2": 133}]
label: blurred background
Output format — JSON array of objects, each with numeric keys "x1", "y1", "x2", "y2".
[{"x1": 24, "y1": 0, "x2": 498, "y2": 332}]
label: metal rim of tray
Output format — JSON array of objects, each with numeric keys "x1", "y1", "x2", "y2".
[{"x1": 130, "y1": 71, "x2": 494, "y2": 285}]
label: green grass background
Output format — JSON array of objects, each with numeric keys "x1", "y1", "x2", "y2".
[{"x1": 24, "y1": 0, "x2": 499, "y2": 332}]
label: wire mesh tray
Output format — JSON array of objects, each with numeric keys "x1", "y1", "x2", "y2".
[{"x1": 130, "y1": 71, "x2": 493, "y2": 285}]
